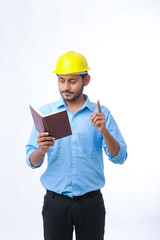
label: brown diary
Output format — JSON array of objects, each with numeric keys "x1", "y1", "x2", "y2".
[{"x1": 29, "y1": 105, "x2": 72, "y2": 140}]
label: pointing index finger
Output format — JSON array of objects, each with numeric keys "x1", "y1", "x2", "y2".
[{"x1": 97, "y1": 100, "x2": 102, "y2": 113}]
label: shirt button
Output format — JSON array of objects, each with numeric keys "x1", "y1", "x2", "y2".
[{"x1": 72, "y1": 146, "x2": 75, "y2": 149}]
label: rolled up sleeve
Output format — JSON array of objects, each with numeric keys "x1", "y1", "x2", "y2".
[
  {"x1": 103, "y1": 141, "x2": 127, "y2": 164},
  {"x1": 25, "y1": 125, "x2": 45, "y2": 169},
  {"x1": 103, "y1": 110, "x2": 128, "y2": 164}
]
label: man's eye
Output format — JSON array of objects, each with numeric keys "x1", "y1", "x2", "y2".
[
  {"x1": 71, "y1": 81, "x2": 76, "y2": 84},
  {"x1": 59, "y1": 79, "x2": 64, "y2": 83}
]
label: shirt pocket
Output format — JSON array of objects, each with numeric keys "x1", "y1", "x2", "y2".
[{"x1": 76, "y1": 122, "x2": 102, "y2": 155}]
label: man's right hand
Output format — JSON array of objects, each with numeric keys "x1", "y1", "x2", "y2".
[
  {"x1": 37, "y1": 132, "x2": 55, "y2": 156},
  {"x1": 30, "y1": 132, "x2": 55, "y2": 167}
]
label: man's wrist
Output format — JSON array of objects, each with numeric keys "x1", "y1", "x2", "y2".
[
  {"x1": 37, "y1": 147, "x2": 45, "y2": 157},
  {"x1": 101, "y1": 128, "x2": 109, "y2": 137}
]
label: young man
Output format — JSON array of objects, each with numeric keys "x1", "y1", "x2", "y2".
[{"x1": 26, "y1": 51, "x2": 127, "y2": 240}]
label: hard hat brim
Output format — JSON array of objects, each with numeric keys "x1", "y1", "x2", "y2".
[{"x1": 52, "y1": 69, "x2": 90, "y2": 75}]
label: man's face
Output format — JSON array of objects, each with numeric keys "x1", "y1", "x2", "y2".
[{"x1": 58, "y1": 74, "x2": 84, "y2": 102}]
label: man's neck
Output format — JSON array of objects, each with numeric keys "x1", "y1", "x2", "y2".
[{"x1": 65, "y1": 94, "x2": 86, "y2": 114}]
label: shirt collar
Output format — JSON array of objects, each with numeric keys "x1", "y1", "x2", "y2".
[
  {"x1": 56, "y1": 97, "x2": 66, "y2": 108},
  {"x1": 82, "y1": 94, "x2": 93, "y2": 111},
  {"x1": 56, "y1": 94, "x2": 93, "y2": 111}
]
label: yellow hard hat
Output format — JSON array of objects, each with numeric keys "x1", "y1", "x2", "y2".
[{"x1": 52, "y1": 51, "x2": 90, "y2": 74}]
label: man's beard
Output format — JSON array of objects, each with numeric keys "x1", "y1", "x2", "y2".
[{"x1": 60, "y1": 83, "x2": 84, "y2": 102}]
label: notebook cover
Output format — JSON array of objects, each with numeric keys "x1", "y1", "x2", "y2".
[
  {"x1": 29, "y1": 105, "x2": 45, "y2": 133},
  {"x1": 29, "y1": 106, "x2": 72, "y2": 140},
  {"x1": 43, "y1": 110, "x2": 72, "y2": 139}
]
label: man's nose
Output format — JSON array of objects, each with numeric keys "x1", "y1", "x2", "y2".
[{"x1": 64, "y1": 82, "x2": 71, "y2": 90}]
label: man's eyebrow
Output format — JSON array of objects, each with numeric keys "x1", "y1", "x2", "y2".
[
  {"x1": 58, "y1": 77, "x2": 77, "y2": 81},
  {"x1": 68, "y1": 78, "x2": 77, "y2": 81}
]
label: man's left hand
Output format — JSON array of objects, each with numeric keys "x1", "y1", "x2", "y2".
[{"x1": 91, "y1": 100, "x2": 106, "y2": 135}]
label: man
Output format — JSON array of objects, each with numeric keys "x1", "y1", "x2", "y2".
[{"x1": 26, "y1": 51, "x2": 127, "y2": 240}]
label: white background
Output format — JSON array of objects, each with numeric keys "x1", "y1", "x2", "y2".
[{"x1": 0, "y1": 0, "x2": 160, "y2": 239}]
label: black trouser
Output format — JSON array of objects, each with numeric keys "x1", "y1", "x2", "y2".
[{"x1": 42, "y1": 189, "x2": 106, "y2": 240}]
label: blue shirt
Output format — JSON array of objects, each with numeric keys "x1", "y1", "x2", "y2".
[{"x1": 26, "y1": 95, "x2": 127, "y2": 198}]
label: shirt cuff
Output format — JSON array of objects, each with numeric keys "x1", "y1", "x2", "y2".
[
  {"x1": 26, "y1": 149, "x2": 45, "y2": 169},
  {"x1": 106, "y1": 142, "x2": 127, "y2": 164}
]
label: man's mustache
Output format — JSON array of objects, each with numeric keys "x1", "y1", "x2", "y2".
[{"x1": 62, "y1": 90, "x2": 74, "y2": 94}]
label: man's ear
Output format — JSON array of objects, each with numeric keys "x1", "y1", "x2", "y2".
[{"x1": 84, "y1": 74, "x2": 90, "y2": 86}]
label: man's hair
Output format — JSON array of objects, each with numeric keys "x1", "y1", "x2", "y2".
[
  {"x1": 80, "y1": 73, "x2": 88, "y2": 82},
  {"x1": 56, "y1": 73, "x2": 88, "y2": 81}
]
